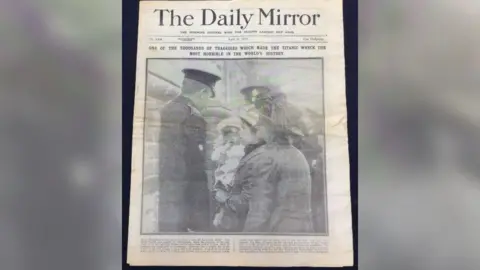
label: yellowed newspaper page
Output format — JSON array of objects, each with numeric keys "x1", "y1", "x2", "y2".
[{"x1": 128, "y1": 0, "x2": 353, "y2": 266}]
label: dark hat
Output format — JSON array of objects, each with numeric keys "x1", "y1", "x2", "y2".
[
  {"x1": 239, "y1": 75, "x2": 283, "y2": 96},
  {"x1": 240, "y1": 85, "x2": 269, "y2": 95},
  {"x1": 182, "y1": 68, "x2": 221, "y2": 98},
  {"x1": 239, "y1": 84, "x2": 285, "y2": 104}
]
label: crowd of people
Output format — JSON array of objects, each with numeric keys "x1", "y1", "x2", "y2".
[{"x1": 156, "y1": 66, "x2": 325, "y2": 233}]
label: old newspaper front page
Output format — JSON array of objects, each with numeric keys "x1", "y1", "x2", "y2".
[{"x1": 128, "y1": 0, "x2": 353, "y2": 266}]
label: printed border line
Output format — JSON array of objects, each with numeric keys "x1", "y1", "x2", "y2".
[
  {"x1": 140, "y1": 57, "x2": 328, "y2": 236},
  {"x1": 147, "y1": 35, "x2": 327, "y2": 37},
  {"x1": 148, "y1": 42, "x2": 327, "y2": 44}
]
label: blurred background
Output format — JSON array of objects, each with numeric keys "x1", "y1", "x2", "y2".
[
  {"x1": 359, "y1": 0, "x2": 480, "y2": 269},
  {"x1": 0, "y1": 0, "x2": 120, "y2": 269}
]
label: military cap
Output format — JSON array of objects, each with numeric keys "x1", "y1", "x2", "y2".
[
  {"x1": 240, "y1": 85, "x2": 270, "y2": 96},
  {"x1": 182, "y1": 68, "x2": 221, "y2": 98},
  {"x1": 240, "y1": 83, "x2": 286, "y2": 110},
  {"x1": 241, "y1": 75, "x2": 281, "y2": 93}
]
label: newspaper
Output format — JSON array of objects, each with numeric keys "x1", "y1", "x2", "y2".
[{"x1": 128, "y1": 0, "x2": 353, "y2": 267}]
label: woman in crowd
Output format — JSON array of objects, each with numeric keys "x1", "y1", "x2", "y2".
[{"x1": 214, "y1": 85, "x2": 314, "y2": 233}]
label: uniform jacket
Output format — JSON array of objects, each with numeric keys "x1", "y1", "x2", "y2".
[
  {"x1": 226, "y1": 143, "x2": 314, "y2": 233},
  {"x1": 157, "y1": 95, "x2": 210, "y2": 232},
  {"x1": 293, "y1": 135, "x2": 326, "y2": 232}
]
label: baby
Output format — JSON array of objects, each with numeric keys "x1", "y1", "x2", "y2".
[{"x1": 211, "y1": 117, "x2": 245, "y2": 231}]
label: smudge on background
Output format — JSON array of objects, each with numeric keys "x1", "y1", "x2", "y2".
[
  {"x1": 360, "y1": 1, "x2": 480, "y2": 269},
  {"x1": 0, "y1": 0, "x2": 120, "y2": 270}
]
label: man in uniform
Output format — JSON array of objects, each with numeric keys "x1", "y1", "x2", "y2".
[
  {"x1": 239, "y1": 82, "x2": 326, "y2": 233},
  {"x1": 240, "y1": 84, "x2": 309, "y2": 134},
  {"x1": 157, "y1": 67, "x2": 221, "y2": 232},
  {"x1": 239, "y1": 83, "x2": 310, "y2": 149}
]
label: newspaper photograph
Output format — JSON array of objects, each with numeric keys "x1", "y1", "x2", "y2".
[{"x1": 128, "y1": 0, "x2": 353, "y2": 267}]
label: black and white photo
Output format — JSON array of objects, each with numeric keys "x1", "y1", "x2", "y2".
[{"x1": 141, "y1": 59, "x2": 327, "y2": 234}]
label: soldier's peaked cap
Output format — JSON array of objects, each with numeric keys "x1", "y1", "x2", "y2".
[
  {"x1": 240, "y1": 75, "x2": 282, "y2": 94},
  {"x1": 182, "y1": 67, "x2": 222, "y2": 98},
  {"x1": 240, "y1": 83, "x2": 284, "y2": 99}
]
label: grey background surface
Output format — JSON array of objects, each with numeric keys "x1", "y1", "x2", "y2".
[{"x1": 360, "y1": 1, "x2": 480, "y2": 269}]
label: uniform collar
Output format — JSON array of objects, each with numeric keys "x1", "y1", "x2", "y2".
[
  {"x1": 237, "y1": 141, "x2": 267, "y2": 169},
  {"x1": 173, "y1": 94, "x2": 202, "y2": 116}
]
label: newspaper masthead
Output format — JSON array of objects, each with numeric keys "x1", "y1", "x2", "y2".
[{"x1": 154, "y1": 8, "x2": 322, "y2": 29}]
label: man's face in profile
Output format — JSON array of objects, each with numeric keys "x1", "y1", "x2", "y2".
[
  {"x1": 243, "y1": 92, "x2": 253, "y2": 105},
  {"x1": 181, "y1": 78, "x2": 212, "y2": 108},
  {"x1": 181, "y1": 77, "x2": 198, "y2": 94}
]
